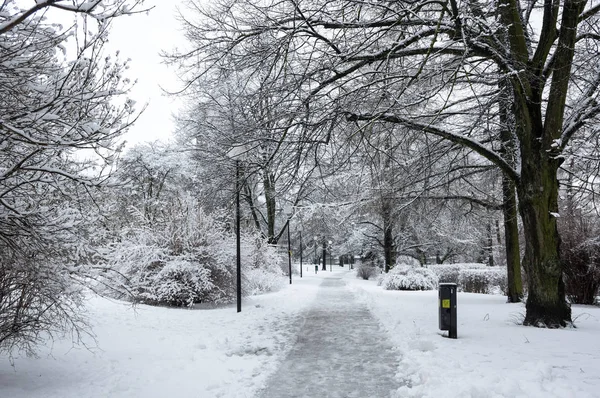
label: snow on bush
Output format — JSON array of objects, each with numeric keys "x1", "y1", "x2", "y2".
[
  {"x1": 356, "y1": 264, "x2": 379, "y2": 280},
  {"x1": 429, "y1": 263, "x2": 507, "y2": 294},
  {"x1": 458, "y1": 268, "x2": 507, "y2": 294},
  {"x1": 377, "y1": 265, "x2": 438, "y2": 291},
  {"x1": 101, "y1": 201, "x2": 285, "y2": 307},
  {"x1": 139, "y1": 259, "x2": 215, "y2": 307},
  {"x1": 244, "y1": 267, "x2": 285, "y2": 295}
]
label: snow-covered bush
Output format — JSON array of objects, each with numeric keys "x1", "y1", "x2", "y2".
[
  {"x1": 101, "y1": 201, "x2": 285, "y2": 306},
  {"x1": 356, "y1": 264, "x2": 379, "y2": 280},
  {"x1": 558, "y1": 210, "x2": 600, "y2": 305},
  {"x1": 429, "y1": 263, "x2": 488, "y2": 285},
  {"x1": 137, "y1": 259, "x2": 215, "y2": 307},
  {"x1": 378, "y1": 265, "x2": 438, "y2": 291},
  {"x1": 429, "y1": 263, "x2": 507, "y2": 294},
  {"x1": 458, "y1": 269, "x2": 507, "y2": 294},
  {"x1": 244, "y1": 267, "x2": 285, "y2": 295},
  {"x1": 0, "y1": 247, "x2": 87, "y2": 357},
  {"x1": 102, "y1": 228, "x2": 224, "y2": 306}
]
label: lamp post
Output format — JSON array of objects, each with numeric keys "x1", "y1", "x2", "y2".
[
  {"x1": 299, "y1": 226, "x2": 303, "y2": 278},
  {"x1": 226, "y1": 145, "x2": 248, "y2": 313},
  {"x1": 314, "y1": 236, "x2": 318, "y2": 273},
  {"x1": 322, "y1": 240, "x2": 327, "y2": 271},
  {"x1": 329, "y1": 240, "x2": 333, "y2": 272},
  {"x1": 284, "y1": 205, "x2": 293, "y2": 285}
]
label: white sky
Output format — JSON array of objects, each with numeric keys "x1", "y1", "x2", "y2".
[{"x1": 105, "y1": 0, "x2": 185, "y2": 148}]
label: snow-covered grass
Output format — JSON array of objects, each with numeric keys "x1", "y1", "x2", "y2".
[
  {"x1": 0, "y1": 274, "x2": 321, "y2": 398},
  {"x1": 1, "y1": 266, "x2": 599, "y2": 397},
  {"x1": 344, "y1": 271, "x2": 600, "y2": 398}
]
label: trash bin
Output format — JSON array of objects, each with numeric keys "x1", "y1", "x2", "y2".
[{"x1": 439, "y1": 283, "x2": 457, "y2": 339}]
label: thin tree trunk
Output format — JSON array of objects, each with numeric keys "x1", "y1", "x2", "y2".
[
  {"x1": 382, "y1": 197, "x2": 395, "y2": 273},
  {"x1": 264, "y1": 167, "x2": 277, "y2": 244},
  {"x1": 498, "y1": 79, "x2": 523, "y2": 302},
  {"x1": 485, "y1": 221, "x2": 494, "y2": 266},
  {"x1": 502, "y1": 175, "x2": 523, "y2": 302}
]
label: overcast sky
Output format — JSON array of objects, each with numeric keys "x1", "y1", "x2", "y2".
[{"x1": 106, "y1": 0, "x2": 185, "y2": 148}]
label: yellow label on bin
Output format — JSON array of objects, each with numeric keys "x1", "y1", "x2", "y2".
[{"x1": 442, "y1": 299, "x2": 450, "y2": 308}]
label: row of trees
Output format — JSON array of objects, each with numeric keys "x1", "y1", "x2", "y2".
[
  {"x1": 2, "y1": 0, "x2": 600, "y2": 357},
  {"x1": 167, "y1": 0, "x2": 600, "y2": 327}
]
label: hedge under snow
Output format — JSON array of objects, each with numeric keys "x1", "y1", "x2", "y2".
[{"x1": 378, "y1": 265, "x2": 439, "y2": 291}]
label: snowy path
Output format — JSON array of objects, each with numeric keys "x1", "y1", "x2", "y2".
[{"x1": 257, "y1": 274, "x2": 401, "y2": 398}]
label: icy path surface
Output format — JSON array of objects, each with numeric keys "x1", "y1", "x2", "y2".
[{"x1": 257, "y1": 275, "x2": 400, "y2": 398}]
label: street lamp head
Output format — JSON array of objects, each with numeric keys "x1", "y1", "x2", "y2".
[
  {"x1": 283, "y1": 204, "x2": 294, "y2": 217},
  {"x1": 328, "y1": 240, "x2": 333, "y2": 245}
]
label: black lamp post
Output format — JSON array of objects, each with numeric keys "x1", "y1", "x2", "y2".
[
  {"x1": 284, "y1": 205, "x2": 293, "y2": 284},
  {"x1": 299, "y1": 228, "x2": 303, "y2": 278},
  {"x1": 235, "y1": 161, "x2": 241, "y2": 311},
  {"x1": 322, "y1": 240, "x2": 327, "y2": 271},
  {"x1": 314, "y1": 236, "x2": 318, "y2": 273},
  {"x1": 329, "y1": 240, "x2": 333, "y2": 272}
]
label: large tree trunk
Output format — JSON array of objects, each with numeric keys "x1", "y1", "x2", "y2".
[
  {"x1": 498, "y1": 0, "x2": 583, "y2": 326},
  {"x1": 517, "y1": 156, "x2": 570, "y2": 327}
]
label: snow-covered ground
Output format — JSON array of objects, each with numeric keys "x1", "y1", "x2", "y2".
[
  {"x1": 1, "y1": 267, "x2": 599, "y2": 397},
  {"x1": 345, "y1": 272, "x2": 600, "y2": 398},
  {"x1": 0, "y1": 275, "x2": 321, "y2": 398}
]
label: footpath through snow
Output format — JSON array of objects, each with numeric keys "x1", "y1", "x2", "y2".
[{"x1": 258, "y1": 274, "x2": 400, "y2": 397}]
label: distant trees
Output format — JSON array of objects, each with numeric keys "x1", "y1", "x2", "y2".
[
  {"x1": 0, "y1": 1, "x2": 144, "y2": 355},
  {"x1": 172, "y1": 72, "x2": 318, "y2": 244},
  {"x1": 175, "y1": 0, "x2": 600, "y2": 326},
  {"x1": 99, "y1": 142, "x2": 286, "y2": 307}
]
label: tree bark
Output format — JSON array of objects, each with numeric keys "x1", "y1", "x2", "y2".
[
  {"x1": 498, "y1": 0, "x2": 584, "y2": 326},
  {"x1": 498, "y1": 79, "x2": 523, "y2": 303},
  {"x1": 264, "y1": 166, "x2": 277, "y2": 244},
  {"x1": 517, "y1": 158, "x2": 570, "y2": 326},
  {"x1": 485, "y1": 221, "x2": 494, "y2": 266},
  {"x1": 502, "y1": 175, "x2": 523, "y2": 302},
  {"x1": 382, "y1": 197, "x2": 395, "y2": 273}
]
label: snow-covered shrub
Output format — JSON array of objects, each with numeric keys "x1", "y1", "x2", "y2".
[
  {"x1": 244, "y1": 267, "x2": 286, "y2": 295},
  {"x1": 356, "y1": 264, "x2": 379, "y2": 280},
  {"x1": 459, "y1": 269, "x2": 489, "y2": 294},
  {"x1": 378, "y1": 265, "x2": 438, "y2": 291},
  {"x1": 558, "y1": 210, "x2": 600, "y2": 305},
  {"x1": 0, "y1": 205, "x2": 97, "y2": 356},
  {"x1": 137, "y1": 259, "x2": 215, "y2": 307},
  {"x1": 101, "y1": 200, "x2": 286, "y2": 306},
  {"x1": 242, "y1": 234, "x2": 285, "y2": 277},
  {"x1": 100, "y1": 202, "x2": 232, "y2": 306},
  {"x1": 0, "y1": 248, "x2": 87, "y2": 356},
  {"x1": 458, "y1": 268, "x2": 507, "y2": 294},
  {"x1": 429, "y1": 263, "x2": 488, "y2": 285},
  {"x1": 428, "y1": 263, "x2": 507, "y2": 294}
]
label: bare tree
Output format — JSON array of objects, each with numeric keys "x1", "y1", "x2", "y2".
[
  {"x1": 174, "y1": 0, "x2": 600, "y2": 327},
  {"x1": 0, "y1": 0, "x2": 144, "y2": 354}
]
